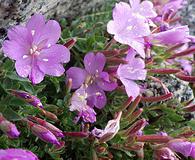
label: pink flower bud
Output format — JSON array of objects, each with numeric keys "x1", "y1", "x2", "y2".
[
  {"x1": 10, "y1": 90, "x2": 43, "y2": 108},
  {"x1": 28, "y1": 116, "x2": 64, "y2": 138},
  {"x1": 27, "y1": 120, "x2": 60, "y2": 146},
  {"x1": 64, "y1": 38, "x2": 77, "y2": 49},
  {"x1": 141, "y1": 92, "x2": 173, "y2": 102},
  {"x1": 0, "y1": 114, "x2": 20, "y2": 138}
]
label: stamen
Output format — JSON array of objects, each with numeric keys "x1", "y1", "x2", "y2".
[
  {"x1": 31, "y1": 30, "x2": 35, "y2": 36},
  {"x1": 22, "y1": 55, "x2": 28, "y2": 59}
]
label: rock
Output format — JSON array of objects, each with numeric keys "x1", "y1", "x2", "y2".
[
  {"x1": 181, "y1": 0, "x2": 195, "y2": 35},
  {"x1": 143, "y1": 75, "x2": 194, "y2": 104},
  {"x1": 0, "y1": 0, "x2": 105, "y2": 47}
]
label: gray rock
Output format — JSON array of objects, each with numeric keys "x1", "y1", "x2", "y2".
[
  {"x1": 181, "y1": 0, "x2": 195, "y2": 35},
  {"x1": 143, "y1": 75, "x2": 194, "y2": 104},
  {"x1": 0, "y1": 0, "x2": 105, "y2": 46}
]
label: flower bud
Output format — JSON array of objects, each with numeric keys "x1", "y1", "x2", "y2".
[
  {"x1": 39, "y1": 109, "x2": 58, "y2": 121},
  {"x1": 27, "y1": 120, "x2": 60, "y2": 146},
  {"x1": 124, "y1": 118, "x2": 147, "y2": 136},
  {"x1": 64, "y1": 38, "x2": 77, "y2": 49},
  {"x1": 136, "y1": 135, "x2": 172, "y2": 143},
  {"x1": 27, "y1": 116, "x2": 64, "y2": 138},
  {"x1": 0, "y1": 113, "x2": 20, "y2": 138},
  {"x1": 63, "y1": 131, "x2": 89, "y2": 138},
  {"x1": 9, "y1": 90, "x2": 43, "y2": 108},
  {"x1": 0, "y1": 148, "x2": 39, "y2": 160}
]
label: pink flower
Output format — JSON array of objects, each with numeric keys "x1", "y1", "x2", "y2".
[
  {"x1": 107, "y1": 2, "x2": 152, "y2": 58},
  {"x1": 117, "y1": 49, "x2": 147, "y2": 100},
  {"x1": 69, "y1": 86, "x2": 96, "y2": 123},
  {"x1": 66, "y1": 52, "x2": 117, "y2": 109},
  {"x1": 2, "y1": 14, "x2": 70, "y2": 84},
  {"x1": 0, "y1": 148, "x2": 38, "y2": 160}
]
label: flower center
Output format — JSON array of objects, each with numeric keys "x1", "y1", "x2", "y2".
[{"x1": 30, "y1": 45, "x2": 40, "y2": 55}]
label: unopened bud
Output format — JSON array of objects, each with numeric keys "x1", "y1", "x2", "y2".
[
  {"x1": 124, "y1": 119, "x2": 147, "y2": 136},
  {"x1": 141, "y1": 92, "x2": 173, "y2": 102},
  {"x1": 39, "y1": 109, "x2": 59, "y2": 121},
  {"x1": 148, "y1": 68, "x2": 180, "y2": 74},
  {"x1": 27, "y1": 120, "x2": 60, "y2": 146},
  {"x1": 136, "y1": 135, "x2": 172, "y2": 143},
  {"x1": 28, "y1": 116, "x2": 63, "y2": 138},
  {"x1": 63, "y1": 131, "x2": 89, "y2": 138},
  {"x1": 9, "y1": 90, "x2": 43, "y2": 108},
  {"x1": 64, "y1": 38, "x2": 77, "y2": 49},
  {"x1": 0, "y1": 113, "x2": 20, "y2": 138},
  {"x1": 176, "y1": 72, "x2": 195, "y2": 82}
]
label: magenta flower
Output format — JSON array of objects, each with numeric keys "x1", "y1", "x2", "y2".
[
  {"x1": 10, "y1": 90, "x2": 43, "y2": 108},
  {"x1": 91, "y1": 112, "x2": 122, "y2": 143},
  {"x1": 117, "y1": 49, "x2": 147, "y2": 100},
  {"x1": 27, "y1": 120, "x2": 60, "y2": 146},
  {"x1": 69, "y1": 86, "x2": 96, "y2": 123},
  {"x1": 0, "y1": 148, "x2": 38, "y2": 160},
  {"x1": 2, "y1": 14, "x2": 70, "y2": 84},
  {"x1": 168, "y1": 140, "x2": 195, "y2": 158},
  {"x1": 129, "y1": 0, "x2": 157, "y2": 19},
  {"x1": 0, "y1": 113, "x2": 20, "y2": 138},
  {"x1": 66, "y1": 52, "x2": 117, "y2": 109},
  {"x1": 107, "y1": 2, "x2": 151, "y2": 58}
]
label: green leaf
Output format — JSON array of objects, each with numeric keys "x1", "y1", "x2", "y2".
[
  {"x1": 2, "y1": 107, "x2": 22, "y2": 121},
  {"x1": 187, "y1": 120, "x2": 195, "y2": 130}
]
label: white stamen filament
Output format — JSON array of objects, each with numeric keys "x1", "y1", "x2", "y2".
[
  {"x1": 22, "y1": 55, "x2": 28, "y2": 59},
  {"x1": 31, "y1": 30, "x2": 35, "y2": 36},
  {"x1": 43, "y1": 59, "x2": 49, "y2": 62}
]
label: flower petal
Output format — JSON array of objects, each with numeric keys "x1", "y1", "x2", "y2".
[
  {"x1": 2, "y1": 40, "x2": 30, "y2": 60},
  {"x1": 15, "y1": 57, "x2": 32, "y2": 78},
  {"x1": 169, "y1": 141, "x2": 192, "y2": 157},
  {"x1": 66, "y1": 67, "x2": 87, "y2": 89},
  {"x1": 7, "y1": 25, "x2": 32, "y2": 45},
  {"x1": 39, "y1": 44, "x2": 70, "y2": 63},
  {"x1": 120, "y1": 78, "x2": 140, "y2": 100},
  {"x1": 97, "y1": 72, "x2": 117, "y2": 91},
  {"x1": 38, "y1": 61, "x2": 65, "y2": 76},
  {"x1": 26, "y1": 13, "x2": 46, "y2": 35},
  {"x1": 117, "y1": 64, "x2": 147, "y2": 80},
  {"x1": 86, "y1": 84, "x2": 107, "y2": 109},
  {"x1": 33, "y1": 20, "x2": 61, "y2": 46},
  {"x1": 29, "y1": 60, "x2": 45, "y2": 84},
  {"x1": 84, "y1": 52, "x2": 106, "y2": 75},
  {"x1": 152, "y1": 26, "x2": 190, "y2": 45}
]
